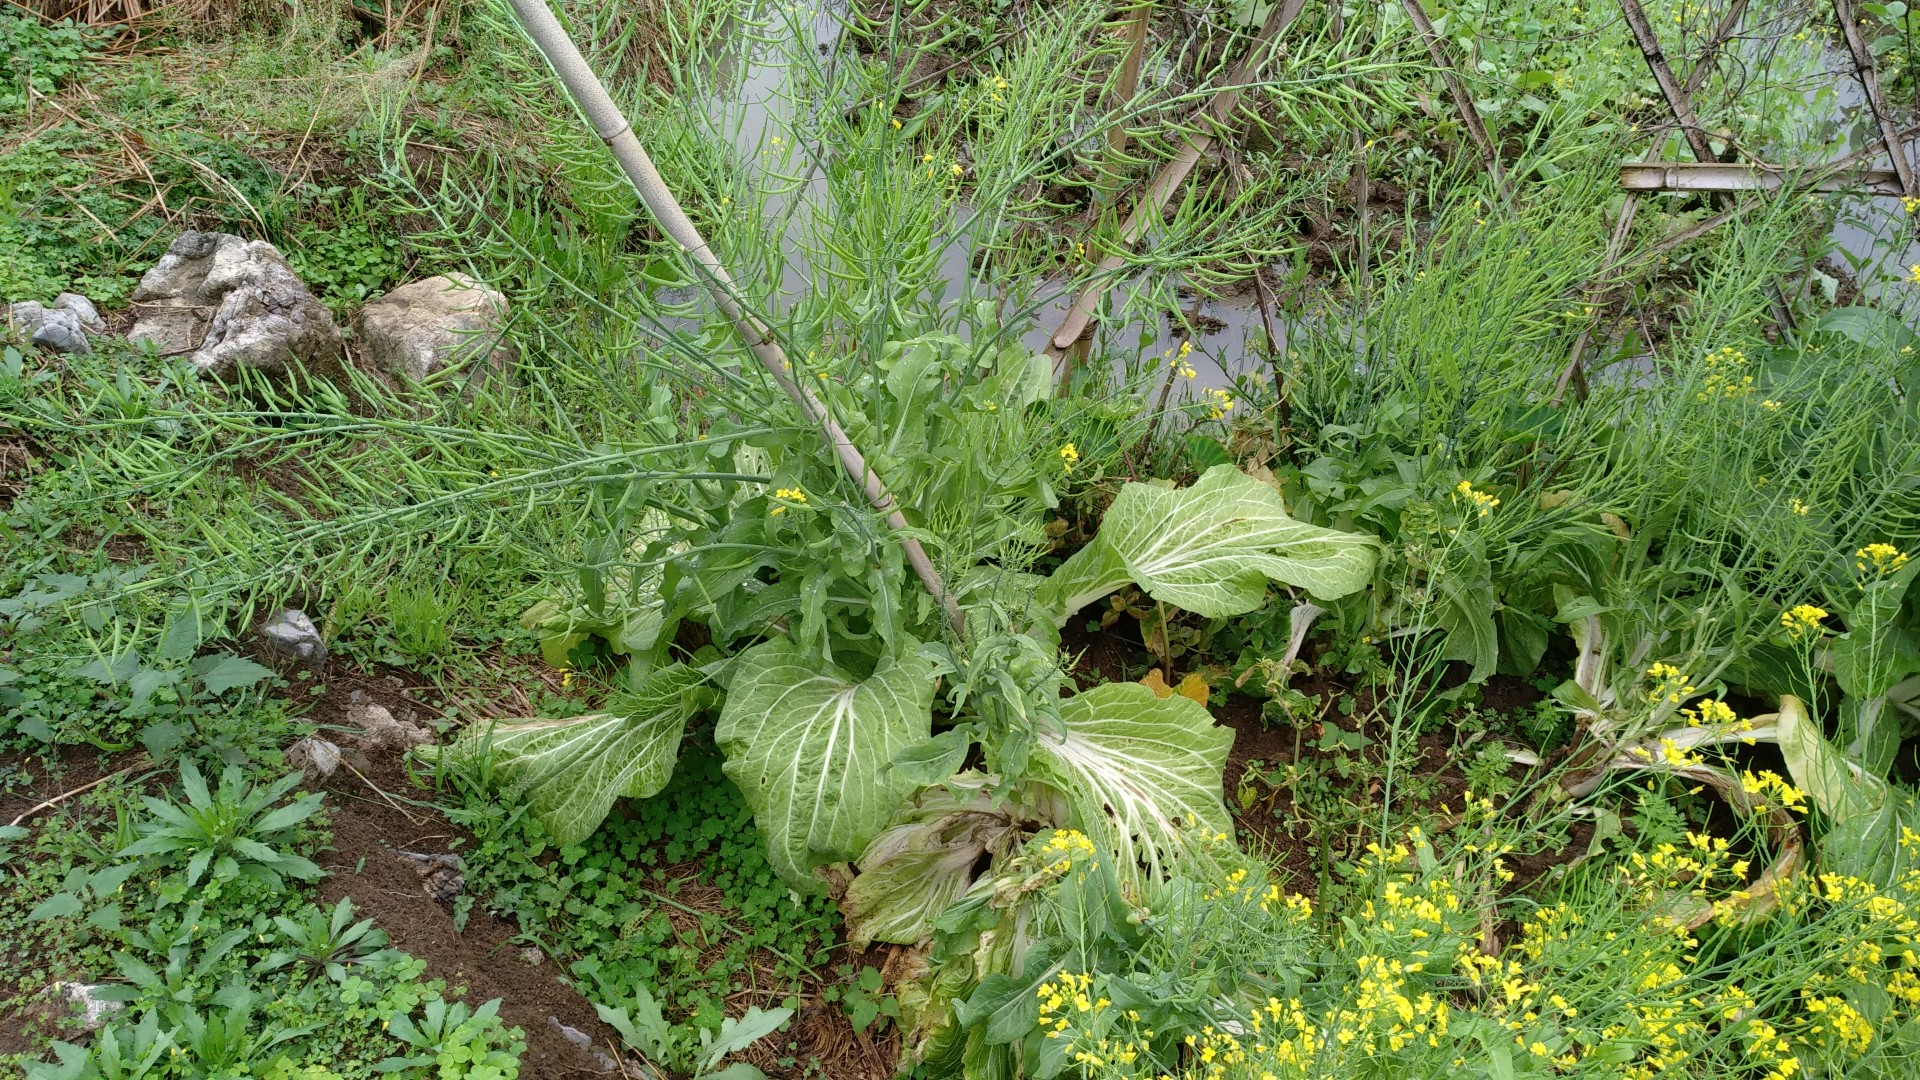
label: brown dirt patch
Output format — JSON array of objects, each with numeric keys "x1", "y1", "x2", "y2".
[{"x1": 300, "y1": 668, "x2": 624, "y2": 1077}]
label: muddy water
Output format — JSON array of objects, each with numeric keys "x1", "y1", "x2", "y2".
[
  {"x1": 1815, "y1": 48, "x2": 1920, "y2": 317},
  {"x1": 692, "y1": 9, "x2": 1917, "y2": 410},
  {"x1": 696, "y1": 1, "x2": 1276, "y2": 402}
]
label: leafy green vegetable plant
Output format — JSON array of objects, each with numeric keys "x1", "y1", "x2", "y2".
[
  {"x1": 376, "y1": 998, "x2": 523, "y2": 1079},
  {"x1": 597, "y1": 982, "x2": 792, "y2": 1080},
  {"x1": 257, "y1": 896, "x2": 395, "y2": 980},
  {"x1": 117, "y1": 760, "x2": 323, "y2": 892}
]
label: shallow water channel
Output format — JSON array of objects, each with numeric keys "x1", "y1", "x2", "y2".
[{"x1": 688, "y1": 5, "x2": 1920, "y2": 405}]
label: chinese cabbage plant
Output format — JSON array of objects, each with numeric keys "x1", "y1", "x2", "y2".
[{"x1": 429, "y1": 342, "x2": 1377, "y2": 1006}]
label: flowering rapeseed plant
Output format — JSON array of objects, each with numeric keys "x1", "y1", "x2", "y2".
[
  {"x1": 1453, "y1": 480, "x2": 1499, "y2": 517},
  {"x1": 1780, "y1": 603, "x2": 1827, "y2": 639},
  {"x1": 1696, "y1": 346, "x2": 1755, "y2": 401},
  {"x1": 1856, "y1": 543, "x2": 1911, "y2": 578},
  {"x1": 768, "y1": 487, "x2": 807, "y2": 516}
]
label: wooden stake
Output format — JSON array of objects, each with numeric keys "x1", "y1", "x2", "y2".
[{"x1": 1833, "y1": 0, "x2": 1920, "y2": 204}]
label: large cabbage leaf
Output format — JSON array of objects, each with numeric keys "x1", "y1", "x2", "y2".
[
  {"x1": 716, "y1": 638, "x2": 936, "y2": 889},
  {"x1": 425, "y1": 663, "x2": 705, "y2": 846},
  {"x1": 1026, "y1": 681, "x2": 1234, "y2": 884},
  {"x1": 1037, "y1": 465, "x2": 1377, "y2": 623}
]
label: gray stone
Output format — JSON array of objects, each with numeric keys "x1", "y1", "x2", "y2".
[
  {"x1": 520, "y1": 946, "x2": 545, "y2": 966},
  {"x1": 356, "y1": 273, "x2": 510, "y2": 382},
  {"x1": 547, "y1": 1017, "x2": 621, "y2": 1073},
  {"x1": 9, "y1": 301, "x2": 90, "y2": 354},
  {"x1": 129, "y1": 231, "x2": 341, "y2": 375},
  {"x1": 286, "y1": 736, "x2": 342, "y2": 779},
  {"x1": 394, "y1": 849, "x2": 465, "y2": 902},
  {"x1": 54, "y1": 293, "x2": 104, "y2": 332},
  {"x1": 353, "y1": 703, "x2": 432, "y2": 752},
  {"x1": 260, "y1": 608, "x2": 327, "y2": 670}
]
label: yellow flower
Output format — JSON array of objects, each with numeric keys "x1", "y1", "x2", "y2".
[
  {"x1": 1903, "y1": 196, "x2": 1920, "y2": 213},
  {"x1": 1059, "y1": 443, "x2": 1079, "y2": 473},
  {"x1": 1454, "y1": 480, "x2": 1500, "y2": 517},
  {"x1": 1696, "y1": 346, "x2": 1755, "y2": 401},
  {"x1": 1909, "y1": 264, "x2": 1920, "y2": 284},
  {"x1": 769, "y1": 487, "x2": 808, "y2": 516},
  {"x1": 1203, "y1": 387, "x2": 1235, "y2": 420},
  {"x1": 950, "y1": 162, "x2": 965, "y2": 177},
  {"x1": 1780, "y1": 604, "x2": 1827, "y2": 639},
  {"x1": 1856, "y1": 543, "x2": 1911, "y2": 577},
  {"x1": 1790, "y1": 498, "x2": 1810, "y2": 516}
]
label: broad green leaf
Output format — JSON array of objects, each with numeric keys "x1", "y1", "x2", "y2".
[
  {"x1": 28, "y1": 892, "x2": 83, "y2": 920},
  {"x1": 1026, "y1": 682, "x2": 1235, "y2": 883},
  {"x1": 1436, "y1": 573, "x2": 1498, "y2": 683},
  {"x1": 1822, "y1": 790, "x2": 1920, "y2": 888},
  {"x1": 427, "y1": 664, "x2": 705, "y2": 846},
  {"x1": 843, "y1": 783, "x2": 1023, "y2": 948},
  {"x1": 699, "y1": 1007, "x2": 793, "y2": 1073},
  {"x1": 1832, "y1": 563, "x2": 1920, "y2": 772},
  {"x1": 1037, "y1": 465, "x2": 1377, "y2": 624},
  {"x1": 75, "y1": 652, "x2": 142, "y2": 685},
  {"x1": 1776, "y1": 694, "x2": 1885, "y2": 825},
  {"x1": 887, "y1": 726, "x2": 974, "y2": 789},
  {"x1": 196, "y1": 655, "x2": 274, "y2": 696},
  {"x1": 1813, "y1": 305, "x2": 1920, "y2": 351},
  {"x1": 1833, "y1": 566, "x2": 1919, "y2": 702},
  {"x1": 596, "y1": 984, "x2": 672, "y2": 1061},
  {"x1": 716, "y1": 638, "x2": 935, "y2": 890},
  {"x1": 156, "y1": 608, "x2": 206, "y2": 664}
]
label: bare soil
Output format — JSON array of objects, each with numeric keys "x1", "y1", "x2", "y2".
[{"x1": 300, "y1": 665, "x2": 626, "y2": 1077}]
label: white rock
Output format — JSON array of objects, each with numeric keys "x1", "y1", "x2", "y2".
[
  {"x1": 9, "y1": 301, "x2": 90, "y2": 354},
  {"x1": 261, "y1": 608, "x2": 327, "y2": 669},
  {"x1": 287, "y1": 736, "x2": 342, "y2": 778},
  {"x1": 355, "y1": 703, "x2": 433, "y2": 752},
  {"x1": 356, "y1": 273, "x2": 510, "y2": 382},
  {"x1": 54, "y1": 293, "x2": 105, "y2": 333},
  {"x1": 46, "y1": 982, "x2": 124, "y2": 1032},
  {"x1": 129, "y1": 232, "x2": 341, "y2": 375}
]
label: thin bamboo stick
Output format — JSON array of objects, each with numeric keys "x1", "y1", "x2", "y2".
[
  {"x1": 502, "y1": 0, "x2": 964, "y2": 636},
  {"x1": 1397, "y1": 0, "x2": 1502, "y2": 186},
  {"x1": 1046, "y1": 0, "x2": 1308, "y2": 381},
  {"x1": 1833, "y1": 0, "x2": 1920, "y2": 204}
]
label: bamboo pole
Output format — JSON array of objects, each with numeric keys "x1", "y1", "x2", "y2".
[
  {"x1": 1046, "y1": 0, "x2": 1308, "y2": 382},
  {"x1": 1107, "y1": 1, "x2": 1153, "y2": 158},
  {"x1": 1618, "y1": 0, "x2": 1719, "y2": 164},
  {"x1": 1833, "y1": 0, "x2": 1920, "y2": 205},
  {"x1": 502, "y1": 0, "x2": 964, "y2": 636},
  {"x1": 1397, "y1": 0, "x2": 1502, "y2": 185}
]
